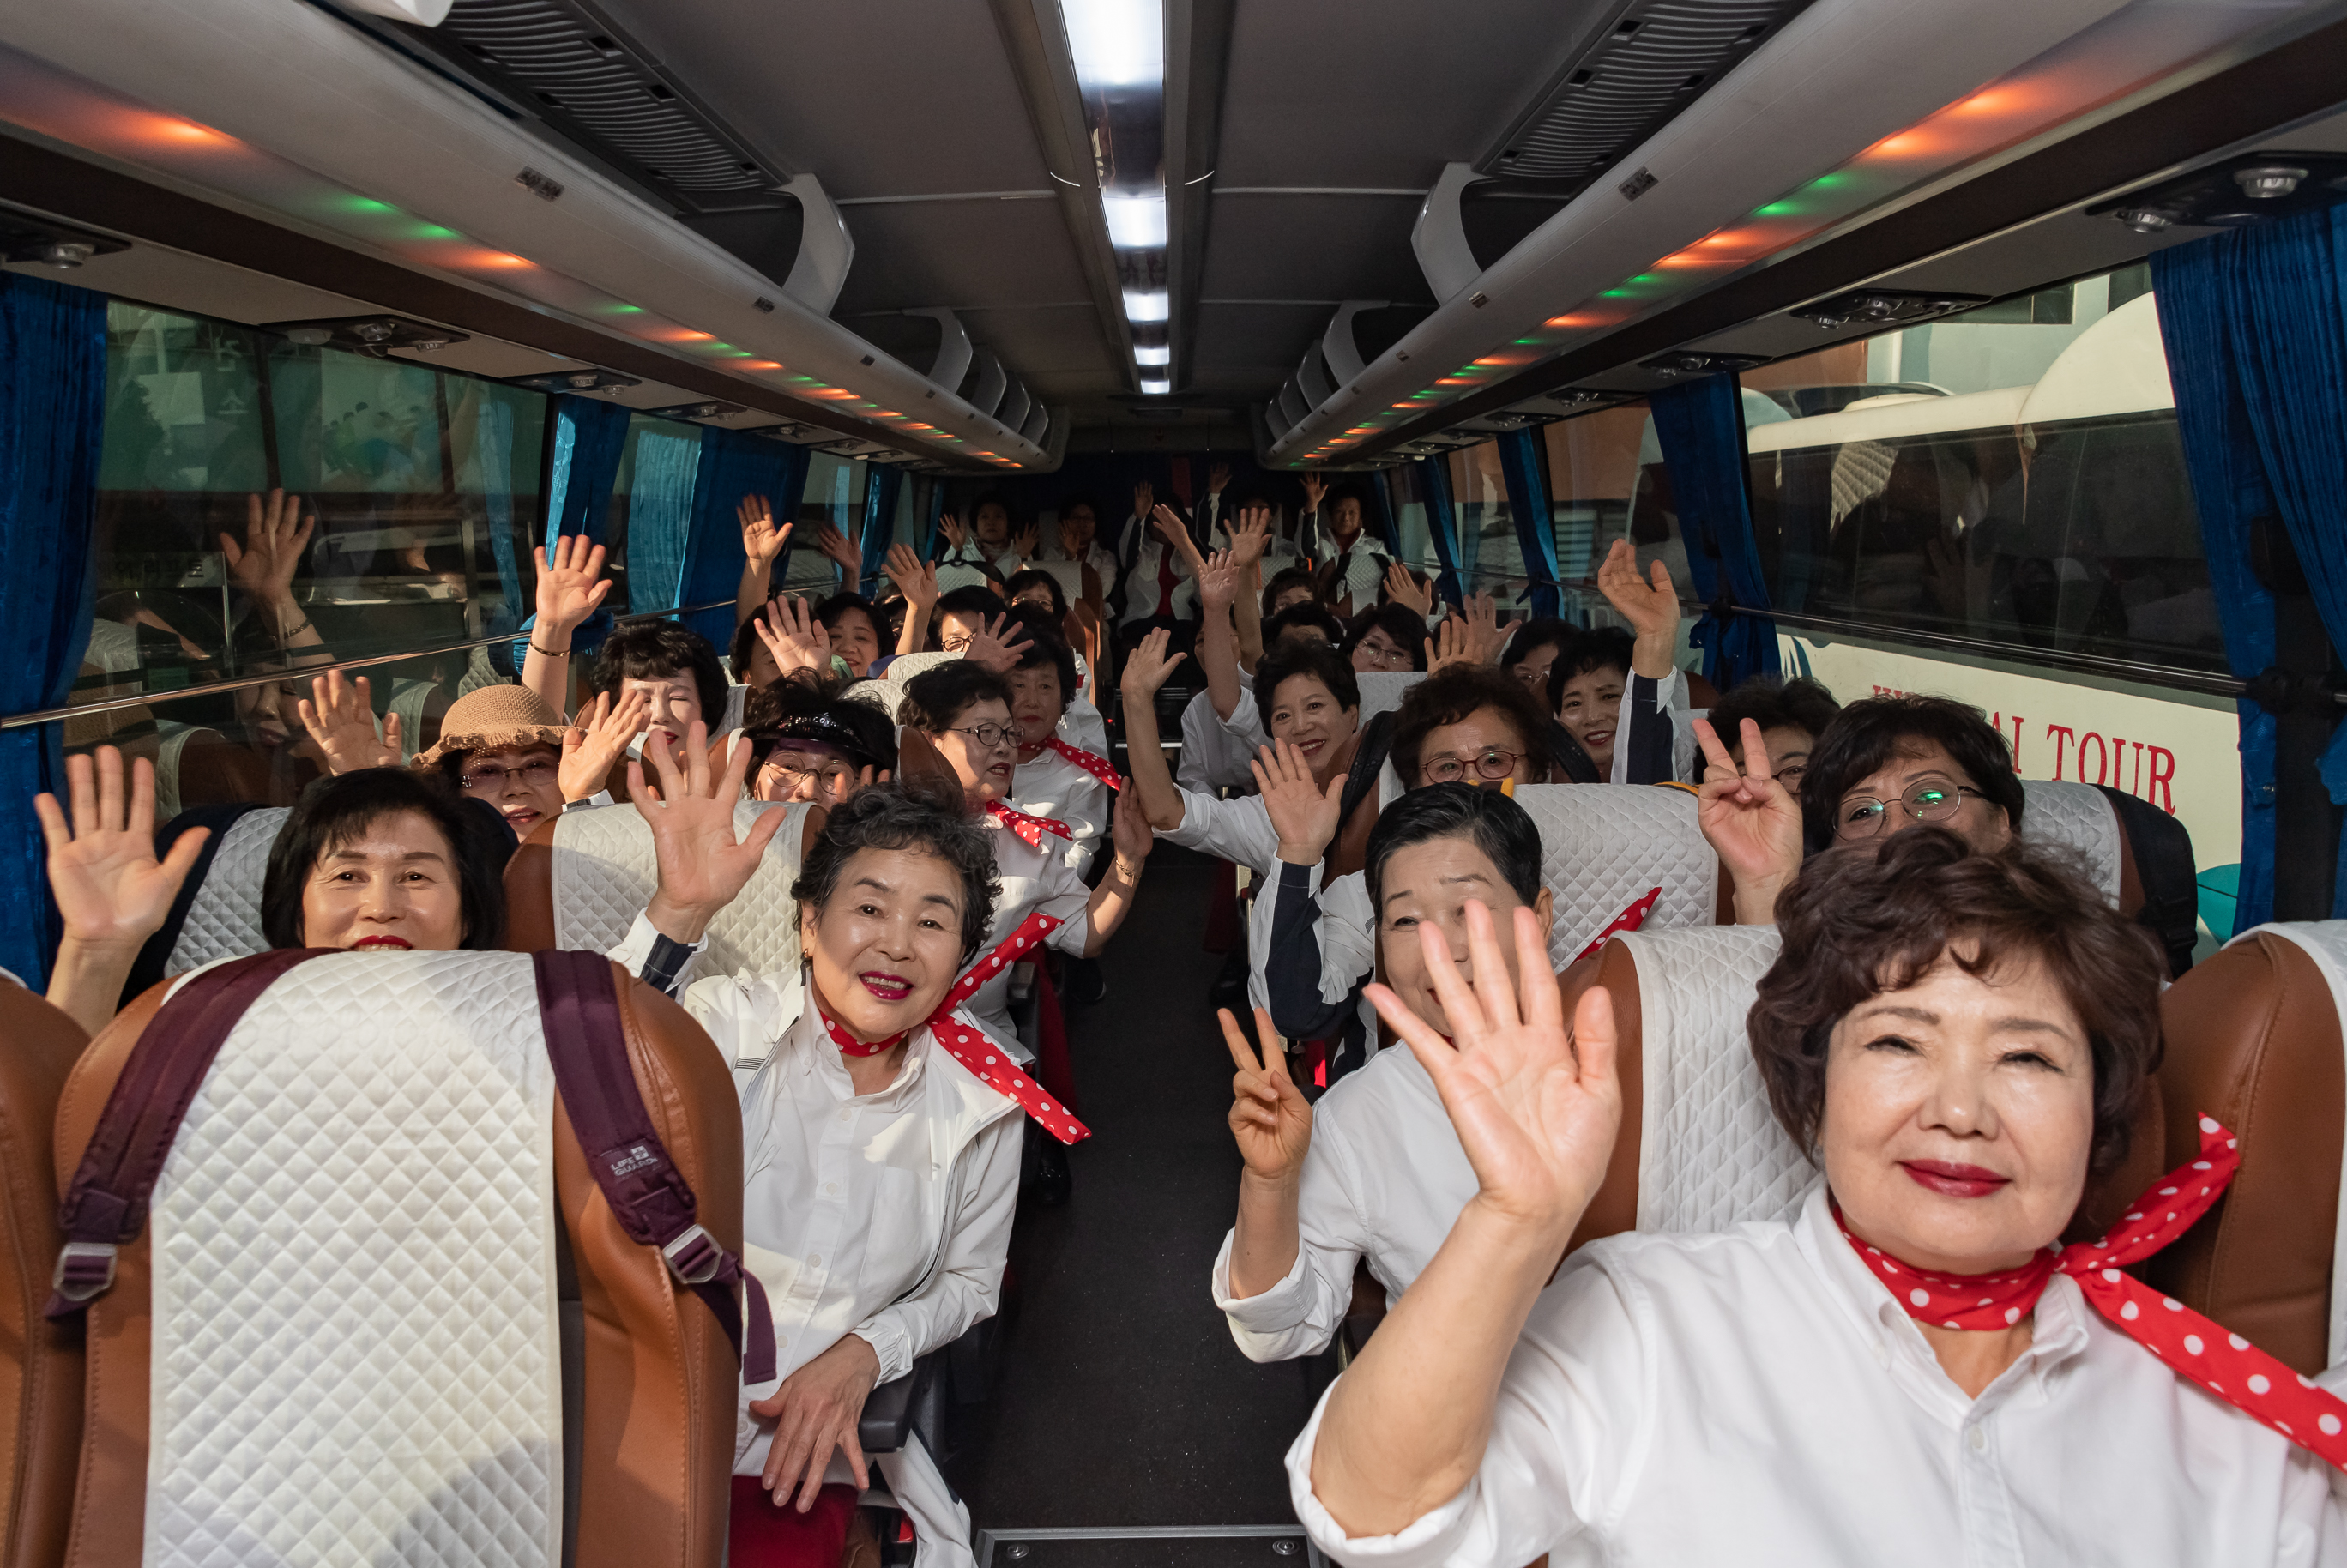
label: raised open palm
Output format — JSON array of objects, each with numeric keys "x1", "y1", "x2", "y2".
[
  {"x1": 37, "y1": 747, "x2": 209, "y2": 950},
  {"x1": 560, "y1": 688, "x2": 647, "y2": 802},
  {"x1": 632, "y1": 723, "x2": 787, "y2": 938},
  {"x1": 1365, "y1": 902, "x2": 1621, "y2": 1235},
  {"x1": 296, "y1": 670, "x2": 401, "y2": 774},
  {"x1": 1221, "y1": 1005, "x2": 1312, "y2": 1183},
  {"x1": 1251, "y1": 739, "x2": 1343, "y2": 863},
  {"x1": 534, "y1": 534, "x2": 612, "y2": 633},
  {"x1": 1595, "y1": 538, "x2": 1680, "y2": 642},
  {"x1": 756, "y1": 596, "x2": 833, "y2": 676},
  {"x1": 221, "y1": 489, "x2": 315, "y2": 608},
  {"x1": 739, "y1": 495, "x2": 791, "y2": 565}
]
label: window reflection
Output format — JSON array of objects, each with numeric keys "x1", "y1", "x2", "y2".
[{"x1": 1738, "y1": 263, "x2": 2219, "y2": 672}]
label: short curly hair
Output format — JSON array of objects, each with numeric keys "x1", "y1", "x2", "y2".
[
  {"x1": 1748, "y1": 828, "x2": 2163, "y2": 1177},
  {"x1": 789, "y1": 779, "x2": 1000, "y2": 963}
]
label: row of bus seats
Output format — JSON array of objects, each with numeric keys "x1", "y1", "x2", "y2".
[{"x1": 0, "y1": 909, "x2": 2325, "y2": 1565}]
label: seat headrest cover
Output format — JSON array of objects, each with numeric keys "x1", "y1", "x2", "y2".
[
  {"x1": 1513, "y1": 785, "x2": 1720, "y2": 968},
  {"x1": 2232, "y1": 920, "x2": 2347, "y2": 1367},
  {"x1": 2019, "y1": 780, "x2": 2121, "y2": 905},
  {"x1": 1614, "y1": 924, "x2": 1807, "y2": 1232},
  {"x1": 1352, "y1": 671, "x2": 1423, "y2": 724},
  {"x1": 165, "y1": 806, "x2": 287, "y2": 974},
  {"x1": 145, "y1": 949, "x2": 561, "y2": 1567},
  {"x1": 552, "y1": 800, "x2": 812, "y2": 980}
]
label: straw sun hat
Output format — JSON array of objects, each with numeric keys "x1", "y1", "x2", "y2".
[{"x1": 410, "y1": 683, "x2": 570, "y2": 769}]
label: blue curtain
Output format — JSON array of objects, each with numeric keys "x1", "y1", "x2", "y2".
[
  {"x1": 474, "y1": 395, "x2": 523, "y2": 635},
  {"x1": 920, "y1": 477, "x2": 944, "y2": 559},
  {"x1": 860, "y1": 465, "x2": 902, "y2": 596},
  {"x1": 1414, "y1": 456, "x2": 1464, "y2": 607},
  {"x1": 681, "y1": 430, "x2": 810, "y2": 648},
  {"x1": 1364, "y1": 467, "x2": 1402, "y2": 557},
  {"x1": 0, "y1": 275, "x2": 106, "y2": 986},
  {"x1": 1649, "y1": 373, "x2": 1778, "y2": 689},
  {"x1": 621, "y1": 425, "x2": 701, "y2": 612},
  {"x1": 542, "y1": 394, "x2": 631, "y2": 551},
  {"x1": 2152, "y1": 206, "x2": 2347, "y2": 926},
  {"x1": 1495, "y1": 428, "x2": 1561, "y2": 618}
]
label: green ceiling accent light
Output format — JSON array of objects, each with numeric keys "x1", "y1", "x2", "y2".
[
  {"x1": 341, "y1": 196, "x2": 396, "y2": 214},
  {"x1": 1755, "y1": 200, "x2": 1798, "y2": 216},
  {"x1": 606, "y1": 304, "x2": 645, "y2": 315},
  {"x1": 1600, "y1": 287, "x2": 1631, "y2": 298},
  {"x1": 1514, "y1": 337, "x2": 1542, "y2": 346},
  {"x1": 414, "y1": 223, "x2": 460, "y2": 240},
  {"x1": 1808, "y1": 172, "x2": 1849, "y2": 191}
]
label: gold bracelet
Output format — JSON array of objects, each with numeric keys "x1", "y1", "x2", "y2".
[
  {"x1": 528, "y1": 641, "x2": 570, "y2": 657},
  {"x1": 277, "y1": 615, "x2": 312, "y2": 641}
]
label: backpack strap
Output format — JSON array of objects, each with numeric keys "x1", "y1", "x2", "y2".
[
  {"x1": 48, "y1": 948, "x2": 321, "y2": 1318},
  {"x1": 530, "y1": 950, "x2": 775, "y2": 1384}
]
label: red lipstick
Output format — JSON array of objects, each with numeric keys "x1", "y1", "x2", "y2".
[
  {"x1": 1900, "y1": 1160, "x2": 2010, "y2": 1198},
  {"x1": 351, "y1": 935, "x2": 413, "y2": 951},
  {"x1": 859, "y1": 970, "x2": 912, "y2": 1003}
]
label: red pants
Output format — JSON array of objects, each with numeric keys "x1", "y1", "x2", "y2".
[{"x1": 728, "y1": 1475, "x2": 860, "y2": 1568}]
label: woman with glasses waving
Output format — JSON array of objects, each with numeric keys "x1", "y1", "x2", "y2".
[
  {"x1": 1697, "y1": 693, "x2": 2026, "y2": 925},
  {"x1": 898, "y1": 661, "x2": 1151, "y2": 1067}
]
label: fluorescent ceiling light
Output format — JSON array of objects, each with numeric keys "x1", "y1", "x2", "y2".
[
  {"x1": 1140, "y1": 377, "x2": 1171, "y2": 394},
  {"x1": 1062, "y1": 0, "x2": 1163, "y2": 90},
  {"x1": 1134, "y1": 344, "x2": 1170, "y2": 365},
  {"x1": 1103, "y1": 191, "x2": 1167, "y2": 249},
  {"x1": 1123, "y1": 289, "x2": 1169, "y2": 323}
]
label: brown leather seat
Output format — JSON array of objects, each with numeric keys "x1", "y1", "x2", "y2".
[
  {"x1": 0, "y1": 986, "x2": 88, "y2": 1568},
  {"x1": 2140, "y1": 930, "x2": 2344, "y2": 1375},
  {"x1": 51, "y1": 956, "x2": 741, "y2": 1566}
]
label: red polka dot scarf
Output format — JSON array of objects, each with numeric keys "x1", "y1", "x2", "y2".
[
  {"x1": 1571, "y1": 887, "x2": 1662, "y2": 965},
  {"x1": 1045, "y1": 739, "x2": 1123, "y2": 791},
  {"x1": 816, "y1": 910, "x2": 1091, "y2": 1146},
  {"x1": 1840, "y1": 1117, "x2": 2347, "y2": 1469},
  {"x1": 986, "y1": 800, "x2": 1071, "y2": 853}
]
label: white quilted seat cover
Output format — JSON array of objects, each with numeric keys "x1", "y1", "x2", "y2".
[
  {"x1": 2229, "y1": 920, "x2": 2347, "y2": 1369},
  {"x1": 1354, "y1": 671, "x2": 1422, "y2": 724},
  {"x1": 148, "y1": 950, "x2": 562, "y2": 1567},
  {"x1": 1613, "y1": 924, "x2": 1809, "y2": 1231},
  {"x1": 2019, "y1": 779, "x2": 2121, "y2": 905},
  {"x1": 166, "y1": 807, "x2": 288, "y2": 974},
  {"x1": 1514, "y1": 785, "x2": 1717, "y2": 968},
  {"x1": 552, "y1": 800, "x2": 812, "y2": 979}
]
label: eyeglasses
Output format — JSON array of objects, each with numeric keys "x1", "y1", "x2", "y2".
[
  {"x1": 1835, "y1": 776, "x2": 1984, "y2": 840},
  {"x1": 1422, "y1": 748, "x2": 1522, "y2": 785},
  {"x1": 460, "y1": 759, "x2": 558, "y2": 792},
  {"x1": 947, "y1": 722, "x2": 1018, "y2": 751},
  {"x1": 761, "y1": 757, "x2": 855, "y2": 792}
]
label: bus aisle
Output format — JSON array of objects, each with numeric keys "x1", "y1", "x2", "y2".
[{"x1": 947, "y1": 842, "x2": 1318, "y2": 1566}]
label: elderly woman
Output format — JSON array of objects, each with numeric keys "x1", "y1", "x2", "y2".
[
  {"x1": 739, "y1": 679, "x2": 896, "y2": 809},
  {"x1": 1214, "y1": 784, "x2": 1553, "y2": 1359},
  {"x1": 38, "y1": 749, "x2": 510, "y2": 1033},
  {"x1": 1288, "y1": 829, "x2": 2344, "y2": 1565},
  {"x1": 1698, "y1": 691, "x2": 2026, "y2": 925}
]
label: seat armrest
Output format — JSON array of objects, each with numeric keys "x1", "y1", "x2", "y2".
[{"x1": 857, "y1": 1353, "x2": 939, "y2": 1454}]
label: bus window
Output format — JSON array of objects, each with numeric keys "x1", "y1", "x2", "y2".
[{"x1": 1741, "y1": 265, "x2": 2221, "y2": 674}]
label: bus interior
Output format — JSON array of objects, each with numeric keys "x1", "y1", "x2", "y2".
[{"x1": 3, "y1": 0, "x2": 2347, "y2": 1562}]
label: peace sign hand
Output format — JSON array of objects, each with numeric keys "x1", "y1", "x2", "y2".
[
  {"x1": 1692, "y1": 716, "x2": 1806, "y2": 922},
  {"x1": 1365, "y1": 902, "x2": 1620, "y2": 1240},
  {"x1": 1222, "y1": 1005, "x2": 1313, "y2": 1185}
]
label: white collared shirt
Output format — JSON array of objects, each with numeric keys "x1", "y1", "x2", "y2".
[
  {"x1": 965, "y1": 817, "x2": 1090, "y2": 1058},
  {"x1": 1211, "y1": 1040, "x2": 1473, "y2": 1360},
  {"x1": 735, "y1": 1002, "x2": 1023, "y2": 1477},
  {"x1": 1178, "y1": 689, "x2": 1267, "y2": 793},
  {"x1": 1011, "y1": 745, "x2": 1112, "y2": 874},
  {"x1": 1163, "y1": 787, "x2": 1282, "y2": 878},
  {"x1": 1288, "y1": 1179, "x2": 2347, "y2": 1568}
]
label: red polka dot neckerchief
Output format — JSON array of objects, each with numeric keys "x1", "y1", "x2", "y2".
[
  {"x1": 813, "y1": 910, "x2": 1090, "y2": 1145},
  {"x1": 986, "y1": 799, "x2": 1071, "y2": 852},
  {"x1": 1837, "y1": 1116, "x2": 2347, "y2": 1470},
  {"x1": 1042, "y1": 739, "x2": 1123, "y2": 792},
  {"x1": 1570, "y1": 886, "x2": 1662, "y2": 965}
]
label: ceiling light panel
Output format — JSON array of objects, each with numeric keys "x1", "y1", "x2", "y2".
[
  {"x1": 1064, "y1": 0, "x2": 1163, "y2": 91},
  {"x1": 1060, "y1": 0, "x2": 1172, "y2": 395},
  {"x1": 1134, "y1": 343, "x2": 1170, "y2": 365},
  {"x1": 1103, "y1": 190, "x2": 1168, "y2": 249}
]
